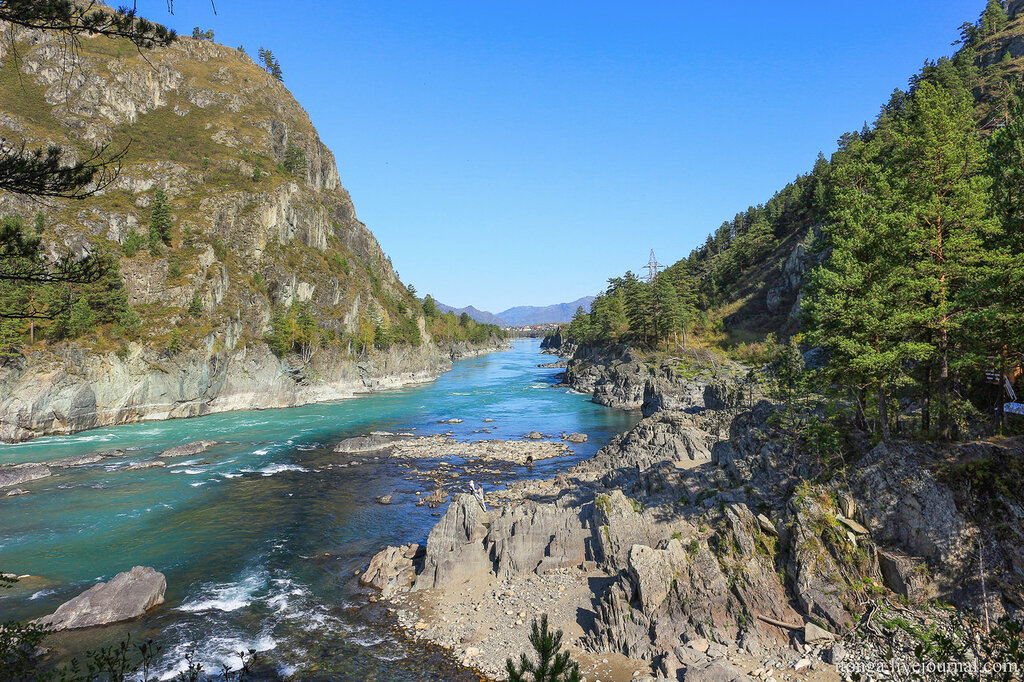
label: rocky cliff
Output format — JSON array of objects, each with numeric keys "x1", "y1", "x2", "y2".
[
  {"x1": 559, "y1": 342, "x2": 759, "y2": 415},
  {"x1": 0, "y1": 21, "x2": 504, "y2": 440}
]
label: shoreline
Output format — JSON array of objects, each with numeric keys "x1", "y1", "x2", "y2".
[{"x1": 0, "y1": 340, "x2": 511, "y2": 445}]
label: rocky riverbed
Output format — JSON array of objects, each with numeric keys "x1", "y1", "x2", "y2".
[{"x1": 360, "y1": 343, "x2": 1024, "y2": 681}]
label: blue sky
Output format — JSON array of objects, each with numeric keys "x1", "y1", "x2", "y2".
[{"x1": 159, "y1": 1, "x2": 978, "y2": 312}]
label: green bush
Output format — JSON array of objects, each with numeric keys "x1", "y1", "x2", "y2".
[{"x1": 122, "y1": 229, "x2": 145, "y2": 257}]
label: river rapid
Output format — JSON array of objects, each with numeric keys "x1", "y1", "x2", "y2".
[{"x1": 0, "y1": 339, "x2": 638, "y2": 680}]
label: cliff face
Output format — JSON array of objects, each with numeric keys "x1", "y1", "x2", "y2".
[{"x1": 0, "y1": 23, "x2": 499, "y2": 440}]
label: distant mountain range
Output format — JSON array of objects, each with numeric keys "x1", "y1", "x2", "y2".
[{"x1": 436, "y1": 297, "x2": 595, "y2": 327}]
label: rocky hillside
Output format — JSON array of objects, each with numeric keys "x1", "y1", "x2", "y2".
[
  {"x1": 365, "y1": 361, "x2": 1024, "y2": 681},
  {"x1": 0, "y1": 21, "x2": 503, "y2": 441}
]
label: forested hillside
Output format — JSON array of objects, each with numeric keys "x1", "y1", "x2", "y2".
[{"x1": 566, "y1": 0, "x2": 1024, "y2": 441}]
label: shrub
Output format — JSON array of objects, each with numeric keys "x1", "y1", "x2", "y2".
[{"x1": 122, "y1": 229, "x2": 145, "y2": 257}]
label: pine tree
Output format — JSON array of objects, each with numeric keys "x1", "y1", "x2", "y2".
[
  {"x1": 149, "y1": 189, "x2": 173, "y2": 249},
  {"x1": 258, "y1": 47, "x2": 283, "y2": 81},
  {"x1": 892, "y1": 81, "x2": 997, "y2": 437},
  {"x1": 980, "y1": 0, "x2": 1009, "y2": 38},
  {"x1": 66, "y1": 296, "x2": 95, "y2": 338},
  {"x1": 422, "y1": 294, "x2": 439, "y2": 318},
  {"x1": 567, "y1": 306, "x2": 591, "y2": 342},
  {"x1": 621, "y1": 271, "x2": 652, "y2": 345},
  {"x1": 978, "y1": 84, "x2": 1024, "y2": 428},
  {"x1": 805, "y1": 120, "x2": 926, "y2": 440},
  {"x1": 652, "y1": 273, "x2": 683, "y2": 346},
  {"x1": 506, "y1": 615, "x2": 581, "y2": 682}
]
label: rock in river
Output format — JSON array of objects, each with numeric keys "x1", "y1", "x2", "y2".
[
  {"x1": 333, "y1": 434, "x2": 404, "y2": 454},
  {"x1": 33, "y1": 566, "x2": 166, "y2": 630},
  {"x1": 158, "y1": 440, "x2": 217, "y2": 459},
  {"x1": 0, "y1": 463, "x2": 51, "y2": 488}
]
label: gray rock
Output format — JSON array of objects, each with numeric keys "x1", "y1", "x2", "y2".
[
  {"x1": 803, "y1": 622, "x2": 834, "y2": 643},
  {"x1": 6, "y1": 488, "x2": 28, "y2": 496},
  {"x1": 361, "y1": 544, "x2": 424, "y2": 597},
  {"x1": 33, "y1": 566, "x2": 166, "y2": 630},
  {"x1": 687, "y1": 637, "x2": 710, "y2": 653},
  {"x1": 853, "y1": 441, "x2": 974, "y2": 595},
  {"x1": 334, "y1": 434, "x2": 401, "y2": 453},
  {"x1": 158, "y1": 440, "x2": 216, "y2": 459},
  {"x1": 51, "y1": 450, "x2": 124, "y2": 468},
  {"x1": 837, "y1": 493, "x2": 856, "y2": 519},
  {"x1": 683, "y1": 661, "x2": 752, "y2": 682},
  {"x1": 562, "y1": 432, "x2": 588, "y2": 443},
  {"x1": 878, "y1": 549, "x2": 936, "y2": 604},
  {"x1": 756, "y1": 514, "x2": 777, "y2": 536},
  {"x1": 377, "y1": 494, "x2": 393, "y2": 505},
  {"x1": 823, "y1": 642, "x2": 846, "y2": 665},
  {"x1": 487, "y1": 501, "x2": 592, "y2": 577},
  {"x1": 414, "y1": 494, "x2": 493, "y2": 590},
  {"x1": 523, "y1": 431, "x2": 545, "y2": 440},
  {"x1": 0, "y1": 463, "x2": 51, "y2": 488}
]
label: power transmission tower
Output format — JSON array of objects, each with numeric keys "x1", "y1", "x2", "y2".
[{"x1": 642, "y1": 249, "x2": 662, "y2": 282}]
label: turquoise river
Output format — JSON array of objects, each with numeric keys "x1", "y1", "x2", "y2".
[{"x1": 0, "y1": 339, "x2": 639, "y2": 680}]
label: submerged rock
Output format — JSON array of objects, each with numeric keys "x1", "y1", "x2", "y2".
[
  {"x1": 0, "y1": 463, "x2": 51, "y2": 488},
  {"x1": 33, "y1": 566, "x2": 166, "y2": 630},
  {"x1": 158, "y1": 440, "x2": 216, "y2": 459},
  {"x1": 51, "y1": 450, "x2": 125, "y2": 468},
  {"x1": 522, "y1": 431, "x2": 544, "y2": 440}
]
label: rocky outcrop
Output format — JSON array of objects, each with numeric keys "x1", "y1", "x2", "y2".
[
  {"x1": 414, "y1": 494, "x2": 495, "y2": 590},
  {"x1": 562, "y1": 344, "x2": 648, "y2": 409},
  {"x1": 578, "y1": 410, "x2": 733, "y2": 475},
  {"x1": 374, "y1": 348, "x2": 1021, "y2": 679},
  {"x1": 561, "y1": 342, "x2": 758, "y2": 416},
  {"x1": 361, "y1": 544, "x2": 424, "y2": 598},
  {"x1": 539, "y1": 330, "x2": 563, "y2": 351},
  {"x1": 852, "y1": 441, "x2": 975, "y2": 587},
  {"x1": 413, "y1": 494, "x2": 596, "y2": 590},
  {"x1": 33, "y1": 566, "x2": 166, "y2": 630}
]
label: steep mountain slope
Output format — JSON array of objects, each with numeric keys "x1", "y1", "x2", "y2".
[{"x1": 0, "y1": 23, "x2": 500, "y2": 441}]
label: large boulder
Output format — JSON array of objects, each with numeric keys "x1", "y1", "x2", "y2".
[
  {"x1": 361, "y1": 544, "x2": 424, "y2": 597},
  {"x1": 333, "y1": 434, "x2": 402, "y2": 453},
  {"x1": 33, "y1": 566, "x2": 166, "y2": 630}
]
